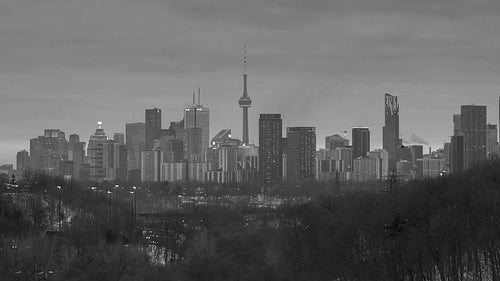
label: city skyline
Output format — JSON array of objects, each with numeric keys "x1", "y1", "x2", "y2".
[
  {"x1": 2, "y1": 95, "x2": 499, "y2": 166},
  {"x1": 3, "y1": 0, "x2": 500, "y2": 165}
]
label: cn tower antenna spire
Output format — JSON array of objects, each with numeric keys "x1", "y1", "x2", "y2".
[
  {"x1": 243, "y1": 44, "x2": 247, "y2": 75},
  {"x1": 198, "y1": 87, "x2": 201, "y2": 106}
]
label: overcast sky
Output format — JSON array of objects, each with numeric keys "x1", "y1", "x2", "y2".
[{"x1": 2, "y1": 0, "x2": 500, "y2": 165}]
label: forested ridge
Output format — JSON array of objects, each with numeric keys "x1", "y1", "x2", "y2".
[{"x1": 1, "y1": 158, "x2": 500, "y2": 280}]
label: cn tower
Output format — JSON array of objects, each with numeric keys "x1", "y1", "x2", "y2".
[{"x1": 238, "y1": 45, "x2": 252, "y2": 145}]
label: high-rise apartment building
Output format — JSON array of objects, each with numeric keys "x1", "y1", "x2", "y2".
[
  {"x1": 352, "y1": 127, "x2": 370, "y2": 159},
  {"x1": 461, "y1": 105, "x2": 487, "y2": 169},
  {"x1": 259, "y1": 114, "x2": 283, "y2": 185},
  {"x1": 353, "y1": 149, "x2": 388, "y2": 182},
  {"x1": 145, "y1": 108, "x2": 161, "y2": 150},
  {"x1": 423, "y1": 156, "x2": 446, "y2": 178},
  {"x1": 383, "y1": 93, "x2": 399, "y2": 172},
  {"x1": 126, "y1": 122, "x2": 145, "y2": 172},
  {"x1": 184, "y1": 89, "x2": 210, "y2": 152},
  {"x1": 286, "y1": 127, "x2": 316, "y2": 183},
  {"x1": 141, "y1": 150, "x2": 162, "y2": 182}
]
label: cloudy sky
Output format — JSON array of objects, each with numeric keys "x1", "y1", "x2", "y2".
[{"x1": 1, "y1": 0, "x2": 500, "y2": 165}]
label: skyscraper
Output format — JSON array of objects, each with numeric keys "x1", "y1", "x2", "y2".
[
  {"x1": 145, "y1": 108, "x2": 161, "y2": 150},
  {"x1": 88, "y1": 121, "x2": 107, "y2": 181},
  {"x1": 114, "y1": 133, "x2": 125, "y2": 145},
  {"x1": 184, "y1": 127, "x2": 203, "y2": 160},
  {"x1": 450, "y1": 135, "x2": 464, "y2": 173},
  {"x1": 286, "y1": 127, "x2": 316, "y2": 183},
  {"x1": 141, "y1": 150, "x2": 162, "y2": 182},
  {"x1": 238, "y1": 45, "x2": 252, "y2": 145},
  {"x1": 352, "y1": 127, "x2": 370, "y2": 159},
  {"x1": 325, "y1": 134, "x2": 349, "y2": 150},
  {"x1": 184, "y1": 89, "x2": 210, "y2": 152},
  {"x1": 453, "y1": 114, "x2": 462, "y2": 136},
  {"x1": 461, "y1": 105, "x2": 487, "y2": 169},
  {"x1": 259, "y1": 114, "x2": 283, "y2": 185},
  {"x1": 383, "y1": 93, "x2": 399, "y2": 172},
  {"x1": 126, "y1": 122, "x2": 145, "y2": 172},
  {"x1": 16, "y1": 150, "x2": 30, "y2": 176},
  {"x1": 68, "y1": 134, "x2": 85, "y2": 180},
  {"x1": 487, "y1": 124, "x2": 498, "y2": 157},
  {"x1": 30, "y1": 129, "x2": 68, "y2": 175}
]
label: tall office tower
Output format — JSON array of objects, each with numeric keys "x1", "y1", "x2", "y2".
[
  {"x1": 168, "y1": 139, "x2": 185, "y2": 162},
  {"x1": 487, "y1": 124, "x2": 498, "y2": 157},
  {"x1": 145, "y1": 108, "x2": 161, "y2": 150},
  {"x1": 383, "y1": 93, "x2": 399, "y2": 172},
  {"x1": 117, "y1": 144, "x2": 128, "y2": 181},
  {"x1": 286, "y1": 127, "x2": 316, "y2": 183},
  {"x1": 325, "y1": 134, "x2": 349, "y2": 151},
  {"x1": 126, "y1": 123, "x2": 145, "y2": 171},
  {"x1": 259, "y1": 114, "x2": 283, "y2": 185},
  {"x1": 16, "y1": 150, "x2": 30, "y2": 176},
  {"x1": 352, "y1": 127, "x2": 370, "y2": 159},
  {"x1": 184, "y1": 89, "x2": 210, "y2": 152},
  {"x1": 450, "y1": 135, "x2": 464, "y2": 173},
  {"x1": 30, "y1": 129, "x2": 68, "y2": 175},
  {"x1": 103, "y1": 140, "x2": 117, "y2": 180},
  {"x1": 453, "y1": 114, "x2": 462, "y2": 136},
  {"x1": 461, "y1": 105, "x2": 487, "y2": 169},
  {"x1": 88, "y1": 121, "x2": 108, "y2": 181},
  {"x1": 68, "y1": 134, "x2": 85, "y2": 180},
  {"x1": 169, "y1": 119, "x2": 184, "y2": 136},
  {"x1": 114, "y1": 133, "x2": 125, "y2": 145},
  {"x1": 238, "y1": 46, "x2": 252, "y2": 145},
  {"x1": 443, "y1": 142, "x2": 451, "y2": 169},
  {"x1": 184, "y1": 127, "x2": 203, "y2": 160}
]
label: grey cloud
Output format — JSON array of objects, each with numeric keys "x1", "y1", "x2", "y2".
[
  {"x1": 404, "y1": 134, "x2": 430, "y2": 146},
  {"x1": 164, "y1": 0, "x2": 500, "y2": 29}
]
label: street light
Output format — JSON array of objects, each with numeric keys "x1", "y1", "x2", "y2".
[
  {"x1": 57, "y1": 185, "x2": 62, "y2": 231},
  {"x1": 131, "y1": 186, "x2": 137, "y2": 222},
  {"x1": 107, "y1": 190, "x2": 112, "y2": 222},
  {"x1": 114, "y1": 184, "x2": 119, "y2": 218}
]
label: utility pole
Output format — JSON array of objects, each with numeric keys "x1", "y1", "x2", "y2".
[
  {"x1": 107, "y1": 190, "x2": 112, "y2": 222},
  {"x1": 335, "y1": 169, "x2": 340, "y2": 195}
]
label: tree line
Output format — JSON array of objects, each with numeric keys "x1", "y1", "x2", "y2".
[{"x1": 2, "y1": 158, "x2": 500, "y2": 280}]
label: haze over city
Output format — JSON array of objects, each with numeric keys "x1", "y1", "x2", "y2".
[{"x1": 2, "y1": 0, "x2": 500, "y2": 165}]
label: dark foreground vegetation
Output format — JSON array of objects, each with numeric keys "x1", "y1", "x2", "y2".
[{"x1": 2, "y1": 158, "x2": 500, "y2": 280}]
